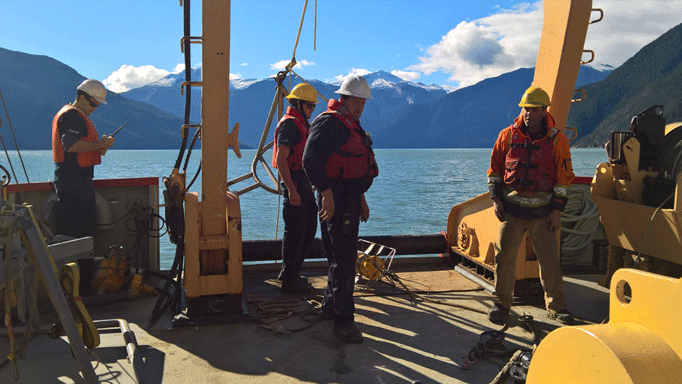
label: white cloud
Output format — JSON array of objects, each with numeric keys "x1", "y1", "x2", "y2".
[
  {"x1": 269, "y1": 59, "x2": 316, "y2": 71},
  {"x1": 582, "y1": 0, "x2": 682, "y2": 68},
  {"x1": 103, "y1": 64, "x2": 172, "y2": 93},
  {"x1": 407, "y1": 2, "x2": 541, "y2": 90},
  {"x1": 241, "y1": 62, "x2": 248, "y2": 67},
  {"x1": 408, "y1": 0, "x2": 682, "y2": 90},
  {"x1": 391, "y1": 70, "x2": 420, "y2": 81},
  {"x1": 330, "y1": 68, "x2": 372, "y2": 83},
  {"x1": 104, "y1": 63, "x2": 248, "y2": 93}
]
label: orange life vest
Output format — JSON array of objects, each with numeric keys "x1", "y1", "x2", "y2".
[
  {"x1": 503, "y1": 123, "x2": 558, "y2": 193},
  {"x1": 52, "y1": 105, "x2": 102, "y2": 167},
  {"x1": 321, "y1": 99, "x2": 379, "y2": 180},
  {"x1": 271, "y1": 107, "x2": 308, "y2": 171}
]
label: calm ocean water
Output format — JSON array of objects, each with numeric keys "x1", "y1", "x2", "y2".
[{"x1": 2, "y1": 148, "x2": 608, "y2": 269}]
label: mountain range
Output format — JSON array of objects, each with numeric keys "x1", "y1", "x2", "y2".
[
  {"x1": 121, "y1": 66, "x2": 611, "y2": 149},
  {"x1": 1, "y1": 21, "x2": 682, "y2": 150},
  {"x1": 0, "y1": 49, "x2": 184, "y2": 150},
  {"x1": 569, "y1": 21, "x2": 682, "y2": 147}
]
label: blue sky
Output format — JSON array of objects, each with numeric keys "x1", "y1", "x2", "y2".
[{"x1": 2, "y1": 0, "x2": 682, "y2": 93}]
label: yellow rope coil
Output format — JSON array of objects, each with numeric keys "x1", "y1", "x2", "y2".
[{"x1": 91, "y1": 255, "x2": 127, "y2": 293}]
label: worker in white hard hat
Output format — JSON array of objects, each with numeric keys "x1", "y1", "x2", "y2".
[
  {"x1": 51, "y1": 79, "x2": 115, "y2": 238},
  {"x1": 487, "y1": 86, "x2": 575, "y2": 326},
  {"x1": 302, "y1": 74, "x2": 378, "y2": 344},
  {"x1": 272, "y1": 83, "x2": 319, "y2": 294}
]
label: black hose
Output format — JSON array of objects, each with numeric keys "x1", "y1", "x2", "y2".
[
  {"x1": 149, "y1": 241, "x2": 184, "y2": 325},
  {"x1": 172, "y1": 0, "x2": 193, "y2": 171},
  {"x1": 0, "y1": 164, "x2": 11, "y2": 186},
  {"x1": 184, "y1": 128, "x2": 202, "y2": 191},
  {"x1": 150, "y1": 0, "x2": 192, "y2": 326},
  {"x1": 186, "y1": 161, "x2": 202, "y2": 191},
  {"x1": 182, "y1": 127, "x2": 201, "y2": 174}
]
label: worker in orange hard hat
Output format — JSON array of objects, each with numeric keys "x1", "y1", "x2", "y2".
[
  {"x1": 52, "y1": 79, "x2": 115, "y2": 238},
  {"x1": 487, "y1": 85, "x2": 575, "y2": 326},
  {"x1": 272, "y1": 82, "x2": 320, "y2": 294}
]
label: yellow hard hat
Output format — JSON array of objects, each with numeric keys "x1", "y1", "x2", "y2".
[
  {"x1": 286, "y1": 83, "x2": 319, "y2": 104},
  {"x1": 519, "y1": 86, "x2": 551, "y2": 108}
]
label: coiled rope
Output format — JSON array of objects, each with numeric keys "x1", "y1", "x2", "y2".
[
  {"x1": 560, "y1": 183, "x2": 600, "y2": 263},
  {"x1": 250, "y1": 298, "x2": 321, "y2": 334}
]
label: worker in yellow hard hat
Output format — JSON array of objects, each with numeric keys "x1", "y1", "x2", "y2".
[
  {"x1": 272, "y1": 82, "x2": 319, "y2": 294},
  {"x1": 487, "y1": 85, "x2": 575, "y2": 326},
  {"x1": 51, "y1": 79, "x2": 115, "y2": 238}
]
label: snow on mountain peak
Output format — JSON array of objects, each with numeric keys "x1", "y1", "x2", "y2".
[
  {"x1": 371, "y1": 78, "x2": 398, "y2": 90},
  {"x1": 232, "y1": 79, "x2": 259, "y2": 90},
  {"x1": 154, "y1": 77, "x2": 178, "y2": 87}
]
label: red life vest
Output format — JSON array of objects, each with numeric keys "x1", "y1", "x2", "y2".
[
  {"x1": 503, "y1": 124, "x2": 558, "y2": 193},
  {"x1": 271, "y1": 107, "x2": 308, "y2": 170},
  {"x1": 52, "y1": 105, "x2": 102, "y2": 167},
  {"x1": 321, "y1": 99, "x2": 379, "y2": 180}
]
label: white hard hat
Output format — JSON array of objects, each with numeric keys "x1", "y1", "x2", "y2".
[
  {"x1": 77, "y1": 79, "x2": 108, "y2": 105},
  {"x1": 335, "y1": 75, "x2": 372, "y2": 99}
]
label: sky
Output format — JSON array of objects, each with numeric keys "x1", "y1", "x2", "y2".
[{"x1": 1, "y1": 0, "x2": 682, "y2": 93}]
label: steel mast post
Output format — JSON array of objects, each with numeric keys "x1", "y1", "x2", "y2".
[{"x1": 183, "y1": 0, "x2": 245, "y2": 318}]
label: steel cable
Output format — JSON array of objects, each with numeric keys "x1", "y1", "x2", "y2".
[
  {"x1": 560, "y1": 184, "x2": 601, "y2": 263},
  {"x1": 0, "y1": 89, "x2": 34, "y2": 197}
]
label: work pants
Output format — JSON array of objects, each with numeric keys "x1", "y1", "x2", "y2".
[
  {"x1": 280, "y1": 187, "x2": 317, "y2": 282},
  {"x1": 319, "y1": 188, "x2": 361, "y2": 327},
  {"x1": 54, "y1": 177, "x2": 96, "y2": 238},
  {"x1": 493, "y1": 213, "x2": 566, "y2": 312}
]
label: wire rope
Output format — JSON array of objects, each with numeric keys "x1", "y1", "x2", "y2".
[
  {"x1": 0, "y1": 89, "x2": 34, "y2": 196},
  {"x1": 560, "y1": 184, "x2": 601, "y2": 263},
  {"x1": 271, "y1": 2, "x2": 318, "y2": 238}
]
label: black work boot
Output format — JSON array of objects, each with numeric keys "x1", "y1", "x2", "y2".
[
  {"x1": 277, "y1": 270, "x2": 308, "y2": 284},
  {"x1": 319, "y1": 305, "x2": 333, "y2": 320},
  {"x1": 488, "y1": 302, "x2": 510, "y2": 325},
  {"x1": 281, "y1": 278, "x2": 312, "y2": 294},
  {"x1": 548, "y1": 309, "x2": 574, "y2": 325},
  {"x1": 334, "y1": 322, "x2": 363, "y2": 344}
]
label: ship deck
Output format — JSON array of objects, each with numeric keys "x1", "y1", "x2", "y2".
[{"x1": 0, "y1": 259, "x2": 610, "y2": 384}]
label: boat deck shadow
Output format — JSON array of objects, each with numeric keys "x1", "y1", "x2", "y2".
[{"x1": 0, "y1": 265, "x2": 610, "y2": 384}]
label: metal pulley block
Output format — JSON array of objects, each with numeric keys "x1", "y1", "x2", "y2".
[{"x1": 509, "y1": 351, "x2": 533, "y2": 382}]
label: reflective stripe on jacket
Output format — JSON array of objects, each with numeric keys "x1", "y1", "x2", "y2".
[
  {"x1": 52, "y1": 105, "x2": 102, "y2": 167},
  {"x1": 487, "y1": 112, "x2": 574, "y2": 217},
  {"x1": 272, "y1": 106, "x2": 309, "y2": 171},
  {"x1": 320, "y1": 99, "x2": 378, "y2": 180}
]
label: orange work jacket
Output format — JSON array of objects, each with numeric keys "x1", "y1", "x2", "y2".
[{"x1": 52, "y1": 105, "x2": 101, "y2": 167}]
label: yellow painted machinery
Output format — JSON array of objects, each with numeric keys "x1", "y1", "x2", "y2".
[
  {"x1": 527, "y1": 268, "x2": 682, "y2": 383},
  {"x1": 592, "y1": 105, "x2": 682, "y2": 286}
]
